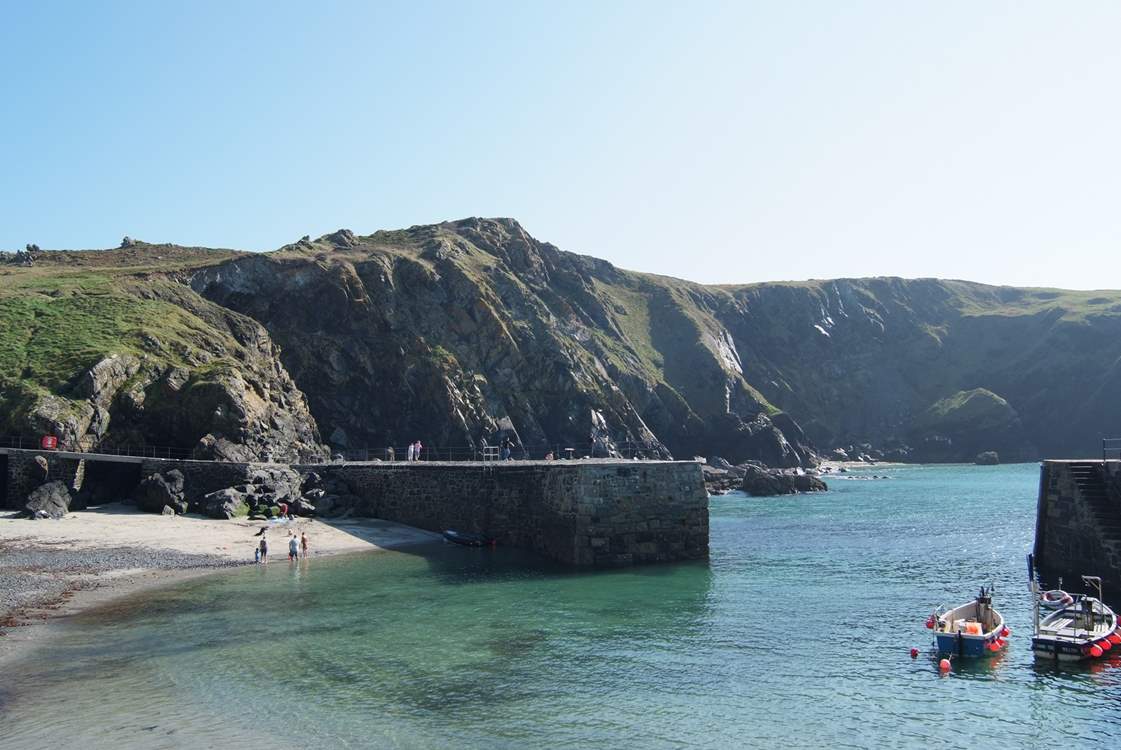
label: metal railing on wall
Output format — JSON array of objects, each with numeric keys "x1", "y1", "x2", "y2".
[
  {"x1": 0, "y1": 435, "x2": 665, "y2": 463},
  {"x1": 0, "y1": 435, "x2": 193, "y2": 459},
  {"x1": 329, "y1": 441, "x2": 660, "y2": 463},
  {"x1": 1102, "y1": 438, "x2": 1121, "y2": 462}
]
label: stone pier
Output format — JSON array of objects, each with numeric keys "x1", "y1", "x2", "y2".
[
  {"x1": 297, "y1": 460, "x2": 709, "y2": 567},
  {"x1": 1033, "y1": 460, "x2": 1121, "y2": 597},
  {"x1": 1, "y1": 448, "x2": 708, "y2": 568}
]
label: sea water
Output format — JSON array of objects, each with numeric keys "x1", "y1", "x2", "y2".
[{"x1": 2, "y1": 464, "x2": 1120, "y2": 749}]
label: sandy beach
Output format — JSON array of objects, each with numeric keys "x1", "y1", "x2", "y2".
[{"x1": 0, "y1": 505, "x2": 441, "y2": 663}]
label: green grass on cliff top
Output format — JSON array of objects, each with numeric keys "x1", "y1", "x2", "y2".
[
  {"x1": 0, "y1": 267, "x2": 240, "y2": 396},
  {"x1": 913, "y1": 387, "x2": 1016, "y2": 431},
  {"x1": 711, "y1": 277, "x2": 1121, "y2": 322}
]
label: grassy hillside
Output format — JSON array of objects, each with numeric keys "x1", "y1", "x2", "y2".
[{"x1": 5, "y1": 221, "x2": 1120, "y2": 463}]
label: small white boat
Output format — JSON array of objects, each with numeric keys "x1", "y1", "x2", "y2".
[
  {"x1": 1031, "y1": 578, "x2": 1121, "y2": 659},
  {"x1": 1032, "y1": 576, "x2": 1120, "y2": 662},
  {"x1": 928, "y1": 585, "x2": 1009, "y2": 658}
]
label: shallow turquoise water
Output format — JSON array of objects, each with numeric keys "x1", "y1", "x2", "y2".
[{"x1": 3, "y1": 464, "x2": 1121, "y2": 749}]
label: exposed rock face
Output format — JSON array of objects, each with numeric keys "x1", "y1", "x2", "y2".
[
  {"x1": 200, "y1": 487, "x2": 250, "y2": 519},
  {"x1": 702, "y1": 464, "x2": 740, "y2": 494},
  {"x1": 134, "y1": 470, "x2": 187, "y2": 514},
  {"x1": 740, "y1": 464, "x2": 828, "y2": 497},
  {"x1": 975, "y1": 451, "x2": 1000, "y2": 465},
  {"x1": 7, "y1": 219, "x2": 1121, "y2": 464},
  {"x1": 25, "y1": 481, "x2": 73, "y2": 519},
  {"x1": 196, "y1": 465, "x2": 302, "y2": 519},
  {"x1": 188, "y1": 220, "x2": 816, "y2": 464},
  {"x1": 1, "y1": 284, "x2": 327, "y2": 464}
]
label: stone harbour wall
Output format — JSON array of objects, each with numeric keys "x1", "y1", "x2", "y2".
[
  {"x1": 1034, "y1": 460, "x2": 1121, "y2": 599},
  {"x1": 296, "y1": 460, "x2": 709, "y2": 567},
  {"x1": 1, "y1": 448, "x2": 708, "y2": 567},
  {"x1": 3, "y1": 450, "x2": 85, "y2": 510},
  {"x1": 137, "y1": 458, "x2": 259, "y2": 503}
]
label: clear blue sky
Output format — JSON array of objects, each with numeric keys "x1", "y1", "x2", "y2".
[{"x1": 3, "y1": 1, "x2": 1120, "y2": 288}]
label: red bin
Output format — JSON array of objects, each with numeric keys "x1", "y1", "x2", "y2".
[{"x1": 40, "y1": 435, "x2": 58, "y2": 450}]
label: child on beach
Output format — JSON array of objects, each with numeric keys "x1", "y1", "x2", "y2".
[{"x1": 258, "y1": 533, "x2": 268, "y2": 564}]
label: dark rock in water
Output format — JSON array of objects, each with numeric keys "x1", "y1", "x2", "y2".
[
  {"x1": 25, "y1": 481, "x2": 73, "y2": 519},
  {"x1": 134, "y1": 470, "x2": 187, "y2": 514},
  {"x1": 702, "y1": 464, "x2": 739, "y2": 494},
  {"x1": 975, "y1": 451, "x2": 1000, "y2": 465},
  {"x1": 740, "y1": 464, "x2": 827, "y2": 497}
]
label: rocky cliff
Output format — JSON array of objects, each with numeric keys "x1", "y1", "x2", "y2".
[{"x1": 3, "y1": 220, "x2": 1119, "y2": 464}]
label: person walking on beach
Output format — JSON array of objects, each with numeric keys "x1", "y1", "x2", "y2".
[
  {"x1": 288, "y1": 532, "x2": 299, "y2": 562},
  {"x1": 300, "y1": 531, "x2": 309, "y2": 559}
]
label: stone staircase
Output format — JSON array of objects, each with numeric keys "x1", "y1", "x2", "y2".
[{"x1": 1069, "y1": 462, "x2": 1121, "y2": 562}]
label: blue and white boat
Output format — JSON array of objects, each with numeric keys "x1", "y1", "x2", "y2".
[{"x1": 928, "y1": 586, "x2": 1008, "y2": 658}]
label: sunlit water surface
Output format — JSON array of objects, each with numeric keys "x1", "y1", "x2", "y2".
[{"x1": 3, "y1": 464, "x2": 1120, "y2": 749}]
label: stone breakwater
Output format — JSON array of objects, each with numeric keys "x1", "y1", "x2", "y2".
[
  {"x1": 296, "y1": 460, "x2": 709, "y2": 567},
  {"x1": 1033, "y1": 460, "x2": 1121, "y2": 597},
  {"x1": 2, "y1": 449, "x2": 708, "y2": 568}
]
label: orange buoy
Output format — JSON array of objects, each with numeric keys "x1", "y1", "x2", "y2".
[
  {"x1": 1001, "y1": 627, "x2": 1010, "y2": 638},
  {"x1": 939, "y1": 658, "x2": 952, "y2": 672},
  {"x1": 910, "y1": 647, "x2": 919, "y2": 658},
  {"x1": 987, "y1": 642, "x2": 999, "y2": 652},
  {"x1": 1090, "y1": 645, "x2": 1104, "y2": 658}
]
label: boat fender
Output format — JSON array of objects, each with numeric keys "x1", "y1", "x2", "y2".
[
  {"x1": 1090, "y1": 645, "x2": 1104, "y2": 658},
  {"x1": 910, "y1": 647, "x2": 919, "y2": 658},
  {"x1": 939, "y1": 658, "x2": 951, "y2": 672}
]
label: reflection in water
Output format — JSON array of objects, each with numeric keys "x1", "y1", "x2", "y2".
[{"x1": 3, "y1": 464, "x2": 1121, "y2": 749}]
